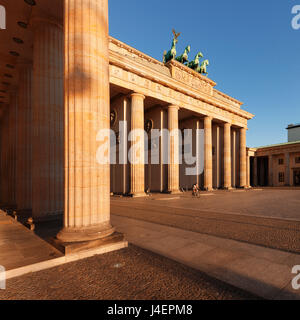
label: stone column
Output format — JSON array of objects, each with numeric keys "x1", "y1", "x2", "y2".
[
  {"x1": 224, "y1": 123, "x2": 232, "y2": 189},
  {"x1": 213, "y1": 125, "x2": 221, "y2": 189},
  {"x1": 232, "y1": 130, "x2": 236, "y2": 187},
  {"x1": 196, "y1": 119, "x2": 201, "y2": 187},
  {"x1": 130, "y1": 93, "x2": 146, "y2": 197},
  {"x1": 16, "y1": 63, "x2": 32, "y2": 212},
  {"x1": 239, "y1": 127, "x2": 247, "y2": 188},
  {"x1": 57, "y1": 0, "x2": 114, "y2": 242},
  {"x1": 204, "y1": 116, "x2": 213, "y2": 191},
  {"x1": 7, "y1": 90, "x2": 18, "y2": 209},
  {"x1": 268, "y1": 155, "x2": 273, "y2": 187},
  {"x1": 0, "y1": 105, "x2": 9, "y2": 206},
  {"x1": 285, "y1": 152, "x2": 290, "y2": 186},
  {"x1": 31, "y1": 17, "x2": 64, "y2": 223},
  {"x1": 253, "y1": 157, "x2": 258, "y2": 186},
  {"x1": 168, "y1": 105, "x2": 180, "y2": 193},
  {"x1": 246, "y1": 154, "x2": 251, "y2": 188}
]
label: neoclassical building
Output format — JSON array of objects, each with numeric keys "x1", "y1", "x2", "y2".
[
  {"x1": 0, "y1": 0, "x2": 253, "y2": 250},
  {"x1": 249, "y1": 124, "x2": 300, "y2": 187}
]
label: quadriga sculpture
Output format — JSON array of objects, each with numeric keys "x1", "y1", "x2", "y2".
[
  {"x1": 175, "y1": 45, "x2": 191, "y2": 64},
  {"x1": 197, "y1": 59, "x2": 209, "y2": 76},
  {"x1": 163, "y1": 29, "x2": 181, "y2": 63},
  {"x1": 187, "y1": 52, "x2": 203, "y2": 70}
]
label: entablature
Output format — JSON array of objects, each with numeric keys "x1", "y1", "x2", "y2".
[{"x1": 109, "y1": 37, "x2": 254, "y2": 128}]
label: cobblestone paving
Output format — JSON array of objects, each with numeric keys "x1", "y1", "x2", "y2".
[
  {"x1": 0, "y1": 245, "x2": 258, "y2": 300},
  {"x1": 111, "y1": 190, "x2": 300, "y2": 254}
]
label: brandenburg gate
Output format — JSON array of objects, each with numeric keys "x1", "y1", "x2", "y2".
[{"x1": 0, "y1": 0, "x2": 253, "y2": 251}]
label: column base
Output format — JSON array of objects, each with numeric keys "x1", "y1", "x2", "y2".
[
  {"x1": 51, "y1": 232, "x2": 127, "y2": 256},
  {"x1": 203, "y1": 187, "x2": 213, "y2": 192},
  {"x1": 56, "y1": 222, "x2": 115, "y2": 243},
  {"x1": 129, "y1": 192, "x2": 148, "y2": 198},
  {"x1": 167, "y1": 190, "x2": 182, "y2": 195},
  {"x1": 223, "y1": 186, "x2": 233, "y2": 190}
]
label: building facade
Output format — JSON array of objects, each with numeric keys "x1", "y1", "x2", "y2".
[
  {"x1": 0, "y1": 0, "x2": 253, "y2": 248},
  {"x1": 249, "y1": 125, "x2": 300, "y2": 187}
]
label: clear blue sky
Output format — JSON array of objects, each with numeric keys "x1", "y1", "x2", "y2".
[{"x1": 108, "y1": 0, "x2": 300, "y2": 147}]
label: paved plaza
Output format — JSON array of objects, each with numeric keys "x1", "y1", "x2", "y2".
[
  {"x1": 1, "y1": 188, "x2": 300, "y2": 300},
  {"x1": 111, "y1": 188, "x2": 300, "y2": 253},
  {"x1": 0, "y1": 245, "x2": 256, "y2": 300}
]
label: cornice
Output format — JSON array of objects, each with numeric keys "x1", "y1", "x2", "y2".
[
  {"x1": 109, "y1": 36, "x2": 165, "y2": 68},
  {"x1": 255, "y1": 143, "x2": 300, "y2": 155},
  {"x1": 213, "y1": 88, "x2": 243, "y2": 106}
]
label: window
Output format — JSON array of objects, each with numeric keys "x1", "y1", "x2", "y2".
[
  {"x1": 296, "y1": 157, "x2": 300, "y2": 164},
  {"x1": 278, "y1": 158, "x2": 284, "y2": 165},
  {"x1": 279, "y1": 172, "x2": 285, "y2": 183}
]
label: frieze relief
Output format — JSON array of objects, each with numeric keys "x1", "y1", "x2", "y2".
[{"x1": 166, "y1": 60, "x2": 215, "y2": 96}]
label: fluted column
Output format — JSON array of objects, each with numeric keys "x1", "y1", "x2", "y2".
[
  {"x1": 8, "y1": 91, "x2": 17, "y2": 208},
  {"x1": 232, "y1": 130, "x2": 236, "y2": 187},
  {"x1": 253, "y1": 157, "x2": 258, "y2": 186},
  {"x1": 285, "y1": 152, "x2": 291, "y2": 186},
  {"x1": 168, "y1": 105, "x2": 180, "y2": 193},
  {"x1": 224, "y1": 122, "x2": 232, "y2": 189},
  {"x1": 16, "y1": 63, "x2": 32, "y2": 212},
  {"x1": 130, "y1": 93, "x2": 146, "y2": 197},
  {"x1": 246, "y1": 153, "x2": 251, "y2": 187},
  {"x1": 0, "y1": 105, "x2": 9, "y2": 206},
  {"x1": 204, "y1": 116, "x2": 213, "y2": 191},
  {"x1": 268, "y1": 154, "x2": 273, "y2": 187},
  {"x1": 57, "y1": 0, "x2": 114, "y2": 242},
  {"x1": 31, "y1": 18, "x2": 64, "y2": 222},
  {"x1": 239, "y1": 128, "x2": 247, "y2": 188}
]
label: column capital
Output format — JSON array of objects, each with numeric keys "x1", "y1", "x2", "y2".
[
  {"x1": 168, "y1": 105, "x2": 180, "y2": 110},
  {"x1": 204, "y1": 115, "x2": 213, "y2": 121},
  {"x1": 131, "y1": 92, "x2": 145, "y2": 100},
  {"x1": 224, "y1": 122, "x2": 231, "y2": 128}
]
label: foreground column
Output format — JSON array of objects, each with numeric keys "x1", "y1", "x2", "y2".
[
  {"x1": 130, "y1": 93, "x2": 146, "y2": 197},
  {"x1": 16, "y1": 63, "x2": 32, "y2": 213},
  {"x1": 168, "y1": 105, "x2": 180, "y2": 193},
  {"x1": 57, "y1": 0, "x2": 114, "y2": 242},
  {"x1": 8, "y1": 90, "x2": 18, "y2": 209},
  {"x1": 204, "y1": 116, "x2": 213, "y2": 191},
  {"x1": 31, "y1": 18, "x2": 64, "y2": 222},
  {"x1": 239, "y1": 128, "x2": 247, "y2": 188},
  {"x1": 223, "y1": 123, "x2": 232, "y2": 189},
  {"x1": 0, "y1": 105, "x2": 9, "y2": 206}
]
